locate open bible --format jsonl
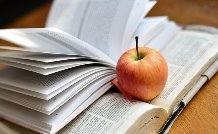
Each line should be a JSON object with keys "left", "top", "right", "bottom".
{"left": 54, "top": 18, "right": 218, "bottom": 134}
{"left": 0, "top": 0, "right": 217, "bottom": 134}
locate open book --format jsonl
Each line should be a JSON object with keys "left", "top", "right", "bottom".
{"left": 51, "top": 17, "right": 218, "bottom": 134}
{"left": 0, "top": 0, "right": 217, "bottom": 134}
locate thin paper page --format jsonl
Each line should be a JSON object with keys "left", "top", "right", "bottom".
{"left": 47, "top": 0, "right": 153, "bottom": 62}
{"left": 58, "top": 93, "right": 166, "bottom": 134}
{"left": 0, "top": 70, "right": 115, "bottom": 114}
{"left": 121, "top": 0, "right": 156, "bottom": 51}
{"left": 0, "top": 46, "right": 115, "bottom": 67}
{"left": 128, "top": 16, "right": 169, "bottom": 49}
{"left": 0, "top": 28, "right": 71, "bottom": 53}
{"left": 0, "top": 57, "right": 98, "bottom": 69}
{"left": 58, "top": 93, "right": 147, "bottom": 134}
{"left": 0, "top": 82, "right": 115, "bottom": 133}
{"left": 151, "top": 31, "right": 218, "bottom": 113}
{"left": 47, "top": 0, "right": 134, "bottom": 61}
{"left": 184, "top": 25, "right": 218, "bottom": 34}
{"left": 0, "top": 59, "right": 100, "bottom": 75}
{"left": 0, "top": 65, "right": 110, "bottom": 97}
{"left": 147, "top": 22, "right": 181, "bottom": 51}
{"left": 48, "top": 75, "right": 116, "bottom": 127}
{"left": 162, "top": 61, "right": 218, "bottom": 134}
{"left": 182, "top": 60, "right": 218, "bottom": 105}
{"left": 0, "top": 46, "right": 84, "bottom": 62}
{"left": 0, "top": 28, "right": 114, "bottom": 64}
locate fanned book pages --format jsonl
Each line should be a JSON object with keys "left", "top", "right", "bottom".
{"left": 0, "top": 0, "right": 218, "bottom": 134}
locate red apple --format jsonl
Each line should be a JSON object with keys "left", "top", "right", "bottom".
{"left": 116, "top": 38, "right": 168, "bottom": 101}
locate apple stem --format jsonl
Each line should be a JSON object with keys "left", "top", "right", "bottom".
{"left": 135, "top": 36, "right": 139, "bottom": 60}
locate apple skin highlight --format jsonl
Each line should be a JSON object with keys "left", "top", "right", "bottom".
{"left": 116, "top": 47, "right": 168, "bottom": 101}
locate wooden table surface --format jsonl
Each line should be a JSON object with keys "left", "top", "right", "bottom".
{"left": 1, "top": 1, "right": 218, "bottom": 134}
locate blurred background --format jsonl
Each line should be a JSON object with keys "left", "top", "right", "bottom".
{"left": 148, "top": 0, "right": 218, "bottom": 27}
{"left": 0, "top": 0, "right": 51, "bottom": 28}
{"left": 0, "top": 0, "right": 218, "bottom": 28}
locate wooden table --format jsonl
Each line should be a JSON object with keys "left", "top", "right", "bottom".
{"left": 1, "top": 1, "right": 218, "bottom": 134}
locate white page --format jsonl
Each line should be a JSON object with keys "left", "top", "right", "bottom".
{"left": 57, "top": 92, "right": 166, "bottom": 134}
{"left": 162, "top": 60, "right": 218, "bottom": 134}
{"left": 0, "top": 99, "right": 52, "bottom": 133}
{"left": 182, "top": 59, "right": 218, "bottom": 105}
{"left": 0, "top": 59, "right": 100, "bottom": 75}
{"left": 0, "top": 65, "right": 112, "bottom": 99}
{"left": 147, "top": 22, "right": 181, "bottom": 51}
{"left": 0, "top": 29, "right": 70, "bottom": 53}
{"left": 51, "top": 83, "right": 114, "bottom": 134}
{"left": 0, "top": 70, "right": 115, "bottom": 114}
{"left": 0, "top": 46, "right": 115, "bottom": 70}
{"left": 121, "top": 1, "right": 157, "bottom": 51}
{"left": 0, "top": 28, "right": 115, "bottom": 64}
{"left": 128, "top": 16, "right": 169, "bottom": 49}
{"left": 47, "top": 0, "right": 154, "bottom": 62}
{"left": 0, "top": 57, "right": 98, "bottom": 69}
{"left": 0, "top": 46, "right": 84, "bottom": 62}
{"left": 184, "top": 25, "right": 218, "bottom": 34}
{"left": 50, "top": 78, "right": 114, "bottom": 130}
{"left": 151, "top": 31, "right": 218, "bottom": 113}
{"left": 0, "top": 80, "right": 114, "bottom": 134}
